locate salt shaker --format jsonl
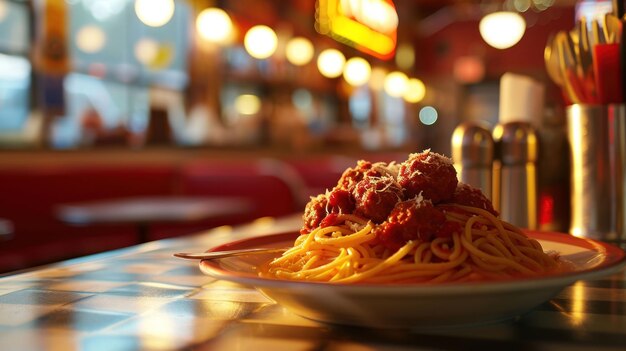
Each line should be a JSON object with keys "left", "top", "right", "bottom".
{"left": 451, "top": 122, "right": 494, "bottom": 199}
{"left": 493, "top": 121, "right": 539, "bottom": 229}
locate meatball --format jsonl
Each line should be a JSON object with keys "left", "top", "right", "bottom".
{"left": 301, "top": 194, "right": 327, "bottom": 234}
{"left": 449, "top": 182, "right": 498, "bottom": 216}
{"left": 336, "top": 160, "right": 372, "bottom": 192}
{"left": 300, "top": 188, "right": 356, "bottom": 234}
{"left": 327, "top": 188, "right": 355, "bottom": 214}
{"left": 353, "top": 175, "right": 403, "bottom": 223}
{"left": 336, "top": 160, "right": 394, "bottom": 192}
{"left": 397, "top": 150, "right": 457, "bottom": 203}
{"left": 374, "top": 199, "right": 447, "bottom": 250}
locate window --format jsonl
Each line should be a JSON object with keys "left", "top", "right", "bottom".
{"left": 0, "top": 1, "right": 31, "bottom": 134}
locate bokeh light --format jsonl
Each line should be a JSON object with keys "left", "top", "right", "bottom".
{"left": 369, "top": 67, "right": 387, "bottom": 91}
{"left": 244, "top": 25, "right": 278, "bottom": 59}
{"left": 404, "top": 78, "right": 426, "bottom": 103}
{"left": 395, "top": 43, "right": 415, "bottom": 70}
{"left": 0, "top": 1, "right": 8, "bottom": 22}
{"left": 76, "top": 25, "right": 106, "bottom": 54}
{"left": 81, "top": 0, "right": 126, "bottom": 22}
{"left": 383, "top": 71, "right": 409, "bottom": 97}
{"left": 453, "top": 56, "right": 485, "bottom": 83}
{"left": 419, "top": 106, "right": 438, "bottom": 125}
{"left": 135, "top": 0, "right": 175, "bottom": 27}
{"left": 285, "top": 37, "right": 314, "bottom": 66}
{"left": 134, "top": 38, "right": 159, "bottom": 65}
{"left": 292, "top": 89, "right": 313, "bottom": 111}
{"left": 317, "top": 49, "right": 345, "bottom": 78}
{"left": 479, "top": 12, "right": 526, "bottom": 49}
{"left": 343, "top": 57, "right": 371, "bottom": 86}
{"left": 234, "top": 94, "right": 262, "bottom": 115}
{"left": 133, "top": 40, "right": 173, "bottom": 70}
{"left": 513, "top": 0, "right": 531, "bottom": 12}
{"left": 196, "top": 8, "right": 233, "bottom": 44}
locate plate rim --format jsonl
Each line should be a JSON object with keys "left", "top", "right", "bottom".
{"left": 198, "top": 230, "right": 626, "bottom": 295}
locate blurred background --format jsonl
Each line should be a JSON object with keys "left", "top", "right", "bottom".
{"left": 0, "top": 0, "right": 608, "bottom": 273}
{"left": 0, "top": 0, "right": 585, "bottom": 153}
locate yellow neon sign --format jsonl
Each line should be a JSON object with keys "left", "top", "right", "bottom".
{"left": 317, "top": 0, "right": 398, "bottom": 60}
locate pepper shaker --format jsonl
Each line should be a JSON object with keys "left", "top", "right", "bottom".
{"left": 451, "top": 122, "right": 494, "bottom": 199}
{"left": 493, "top": 121, "right": 539, "bottom": 229}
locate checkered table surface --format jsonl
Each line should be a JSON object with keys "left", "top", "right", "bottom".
{"left": 1, "top": 215, "right": 625, "bottom": 351}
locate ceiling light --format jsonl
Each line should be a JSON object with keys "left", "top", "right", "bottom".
{"left": 404, "top": 78, "right": 426, "bottom": 103}
{"left": 196, "top": 8, "right": 233, "bottom": 44}
{"left": 479, "top": 11, "right": 526, "bottom": 49}
{"left": 286, "top": 37, "right": 314, "bottom": 66}
{"left": 244, "top": 25, "right": 278, "bottom": 59}
{"left": 384, "top": 71, "right": 409, "bottom": 97}
{"left": 343, "top": 57, "right": 371, "bottom": 86}
{"left": 317, "top": 49, "right": 345, "bottom": 78}
{"left": 135, "top": 0, "right": 175, "bottom": 27}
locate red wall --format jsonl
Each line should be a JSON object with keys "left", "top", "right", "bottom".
{"left": 418, "top": 6, "right": 576, "bottom": 79}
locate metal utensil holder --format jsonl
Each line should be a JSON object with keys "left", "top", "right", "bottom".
{"left": 566, "top": 104, "right": 626, "bottom": 241}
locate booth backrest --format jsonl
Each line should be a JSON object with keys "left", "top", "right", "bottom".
{"left": 179, "top": 158, "right": 307, "bottom": 221}
{"left": 284, "top": 155, "right": 357, "bottom": 198}
{"left": 0, "top": 164, "right": 178, "bottom": 272}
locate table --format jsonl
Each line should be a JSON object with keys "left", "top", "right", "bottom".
{"left": 56, "top": 196, "right": 253, "bottom": 243}
{"left": 0, "top": 214, "right": 625, "bottom": 351}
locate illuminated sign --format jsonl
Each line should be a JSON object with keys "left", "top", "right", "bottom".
{"left": 317, "top": 0, "right": 398, "bottom": 60}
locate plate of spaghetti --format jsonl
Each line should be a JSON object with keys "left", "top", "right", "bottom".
{"left": 198, "top": 150, "right": 626, "bottom": 329}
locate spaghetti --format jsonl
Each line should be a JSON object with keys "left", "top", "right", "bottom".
{"left": 263, "top": 206, "right": 561, "bottom": 283}
{"left": 262, "top": 151, "right": 562, "bottom": 284}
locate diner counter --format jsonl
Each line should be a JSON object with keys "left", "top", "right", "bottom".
{"left": 0, "top": 214, "right": 625, "bottom": 351}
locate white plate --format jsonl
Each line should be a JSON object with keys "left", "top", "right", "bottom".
{"left": 199, "top": 231, "right": 626, "bottom": 329}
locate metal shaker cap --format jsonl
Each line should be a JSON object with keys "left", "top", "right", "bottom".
{"left": 493, "top": 121, "right": 539, "bottom": 165}
{"left": 451, "top": 122, "right": 494, "bottom": 167}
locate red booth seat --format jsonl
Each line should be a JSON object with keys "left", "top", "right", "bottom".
{"left": 150, "top": 158, "right": 308, "bottom": 240}
{"left": 284, "top": 155, "right": 357, "bottom": 198}
{"left": 179, "top": 158, "right": 307, "bottom": 217}
{"left": 0, "top": 165, "right": 178, "bottom": 273}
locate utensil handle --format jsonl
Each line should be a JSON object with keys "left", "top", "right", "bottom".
{"left": 174, "top": 248, "right": 287, "bottom": 260}
{"left": 613, "top": 0, "right": 624, "bottom": 18}
{"left": 593, "top": 43, "right": 622, "bottom": 104}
